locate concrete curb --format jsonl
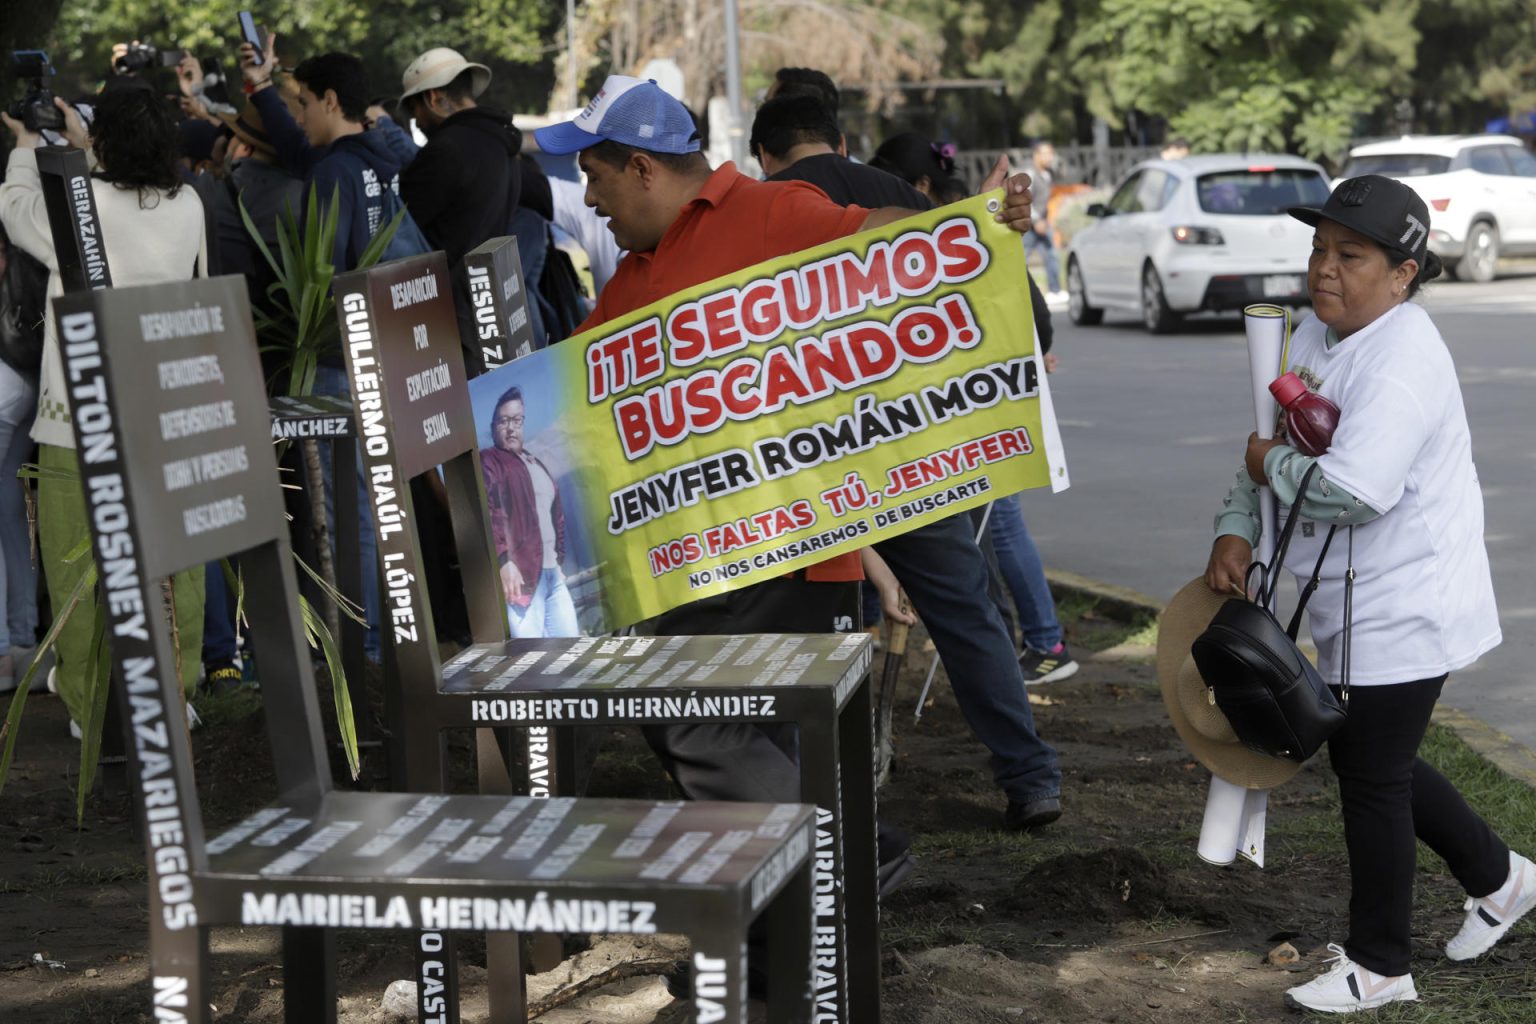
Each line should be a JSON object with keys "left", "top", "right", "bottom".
{"left": 1431, "top": 706, "right": 1536, "bottom": 791}
{"left": 1045, "top": 568, "right": 1162, "bottom": 623}
{"left": 1049, "top": 567, "right": 1536, "bottom": 790}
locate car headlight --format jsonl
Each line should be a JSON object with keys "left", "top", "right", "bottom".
{"left": 1170, "top": 225, "right": 1225, "bottom": 245}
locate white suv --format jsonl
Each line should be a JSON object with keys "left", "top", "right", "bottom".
{"left": 1341, "top": 135, "right": 1536, "bottom": 282}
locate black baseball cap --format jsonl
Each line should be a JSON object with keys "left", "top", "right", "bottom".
{"left": 1288, "top": 174, "right": 1431, "bottom": 264}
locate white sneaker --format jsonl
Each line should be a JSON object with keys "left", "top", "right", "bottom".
{"left": 1447, "top": 850, "right": 1536, "bottom": 961}
{"left": 1283, "top": 944, "right": 1417, "bottom": 1014}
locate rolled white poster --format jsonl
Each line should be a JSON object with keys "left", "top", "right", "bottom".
{"left": 1197, "top": 775, "right": 1246, "bottom": 865}
{"left": 1242, "top": 304, "right": 1291, "bottom": 584}
{"left": 1237, "top": 786, "right": 1268, "bottom": 868}
{"left": 1197, "top": 775, "right": 1270, "bottom": 866}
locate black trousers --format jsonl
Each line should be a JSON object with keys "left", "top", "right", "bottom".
{"left": 1328, "top": 675, "right": 1509, "bottom": 976}
{"left": 641, "top": 577, "right": 858, "bottom": 804}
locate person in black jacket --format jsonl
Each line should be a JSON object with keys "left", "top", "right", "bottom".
{"left": 396, "top": 48, "right": 522, "bottom": 270}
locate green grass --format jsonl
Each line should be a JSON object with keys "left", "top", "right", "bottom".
{"left": 192, "top": 685, "right": 264, "bottom": 730}
{"left": 1052, "top": 592, "right": 1159, "bottom": 653}
{"left": 1, "top": 856, "right": 146, "bottom": 895}
{"left": 1121, "top": 617, "right": 1161, "bottom": 649}
{"left": 1419, "top": 725, "right": 1536, "bottom": 858}
{"left": 1372, "top": 974, "right": 1536, "bottom": 1023}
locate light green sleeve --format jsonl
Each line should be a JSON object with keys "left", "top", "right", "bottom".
{"left": 1263, "top": 445, "right": 1381, "bottom": 527}
{"left": 1213, "top": 446, "right": 1381, "bottom": 546}
{"left": 1214, "top": 466, "right": 1263, "bottom": 546}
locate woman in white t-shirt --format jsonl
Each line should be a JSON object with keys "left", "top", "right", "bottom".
{"left": 1, "top": 84, "right": 207, "bottom": 731}
{"left": 1204, "top": 175, "right": 1525, "bottom": 1015}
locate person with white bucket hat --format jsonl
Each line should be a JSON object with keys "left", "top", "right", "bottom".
{"left": 397, "top": 47, "right": 521, "bottom": 272}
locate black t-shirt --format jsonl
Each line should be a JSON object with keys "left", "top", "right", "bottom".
{"left": 766, "top": 152, "right": 1052, "bottom": 353}
{"left": 767, "top": 152, "right": 932, "bottom": 211}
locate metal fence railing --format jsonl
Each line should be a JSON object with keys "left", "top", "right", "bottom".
{"left": 955, "top": 143, "right": 1160, "bottom": 191}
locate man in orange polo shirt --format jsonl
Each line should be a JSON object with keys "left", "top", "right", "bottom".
{"left": 534, "top": 78, "right": 1057, "bottom": 854}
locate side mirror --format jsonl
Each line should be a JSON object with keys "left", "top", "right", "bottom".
{"left": 1086, "top": 203, "right": 1109, "bottom": 217}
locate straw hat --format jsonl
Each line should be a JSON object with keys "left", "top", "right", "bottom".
{"left": 1158, "top": 577, "right": 1302, "bottom": 790}
{"left": 400, "top": 48, "right": 490, "bottom": 103}
{"left": 218, "top": 82, "right": 301, "bottom": 160}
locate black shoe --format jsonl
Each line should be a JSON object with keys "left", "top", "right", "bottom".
{"left": 1003, "top": 796, "right": 1062, "bottom": 831}
{"left": 1019, "top": 643, "right": 1079, "bottom": 685}
{"left": 202, "top": 661, "right": 245, "bottom": 695}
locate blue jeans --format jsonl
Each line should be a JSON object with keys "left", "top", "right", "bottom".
{"left": 874, "top": 513, "right": 1060, "bottom": 802}
{"left": 508, "top": 567, "right": 579, "bottom": 639}
{"left": 312, "top": 364, "right": 381, "bottom": 661}
{"left": 860, "top": 580, "right": 882, "bottom": 628}
{"left": 1023, "top": 228, "right": 1061, "bottom": 293}
{"left": 0, "top": 362, "right": 36, "bottom": 655}
{"left": 202, "top": 560, "right": 239, "bottom": 666}
{"left": 987, "top": 494, "right": 1063, "bottom": 652}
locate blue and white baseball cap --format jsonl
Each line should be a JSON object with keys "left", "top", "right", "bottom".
{"left": 534, "top": 75, "right": 700, "bottom": 155}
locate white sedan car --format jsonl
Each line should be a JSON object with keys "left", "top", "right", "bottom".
{"left": 1068, "top": 155, "right": 1330, "bottom": 333}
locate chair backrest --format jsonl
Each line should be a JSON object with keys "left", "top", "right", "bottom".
{"left": 53, "top": 276, "right": 337, "bottom": 878}
{"left": 332, "top": 253, "right": 507, "bottom": 737}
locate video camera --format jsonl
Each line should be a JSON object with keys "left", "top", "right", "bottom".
{"left": 8, "top": 51, "right": 63, "bottom": 133}
{"left": 113, "top": 40, "right": 187, "bottom": 75}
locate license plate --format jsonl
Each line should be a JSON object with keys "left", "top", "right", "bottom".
{"left": 1263, "top": 274, "right": 1302, "bottom": 298}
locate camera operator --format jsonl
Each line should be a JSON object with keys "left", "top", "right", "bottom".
{"left": 0, "top": 83, "right": 209, "bottom": 735}
{"left": 176, "top": 53, "right": 234, "bottom": 126}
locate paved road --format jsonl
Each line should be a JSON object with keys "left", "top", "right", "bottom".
{"left": 1032, "top": 270, "right": 1536, "bottom": 747}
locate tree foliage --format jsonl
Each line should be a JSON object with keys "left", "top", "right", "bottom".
{"left": 27, "top": 0, "right": 1536, "bottom": 162}
{"left": 910, "top": 0, "right": 1534, "bottom": 160}
{"left": 41, "top": 0, "right": 559, "bottom": 115}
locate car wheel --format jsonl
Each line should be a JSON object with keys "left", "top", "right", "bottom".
{"left": 1067, "top": 258, "right": 1102, "bottom": 326}
{"left": 1140, "top": 264, "right": 1181, "bottom": 334}
{"left": 1459, "top": 222, "right": 1499, "bottom": 283}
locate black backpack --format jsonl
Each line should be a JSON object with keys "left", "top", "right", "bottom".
{"left": 0, "top": 228, "right": 47, "bottom": 374}
{"left": 537, "top": 240, "right": 590, "bottom": 344}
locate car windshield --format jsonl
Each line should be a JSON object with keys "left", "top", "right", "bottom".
{"left": 1341, "top": 153, "right": 1453, "bottom": 177}
{"left": 1195, "top": 169, "right": 1329, "bottom": 215}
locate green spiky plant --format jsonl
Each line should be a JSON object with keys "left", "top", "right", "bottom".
{"left": 243, "top": 182, "right": 406, "bottom": 648}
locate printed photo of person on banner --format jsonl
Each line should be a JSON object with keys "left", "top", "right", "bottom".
{"left": 473, "top": 371, "right": 598, "bottom": 637}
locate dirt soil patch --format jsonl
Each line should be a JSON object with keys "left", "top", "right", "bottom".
{"left": 3, "top": 627, "right": 1535, "bottom": 1022}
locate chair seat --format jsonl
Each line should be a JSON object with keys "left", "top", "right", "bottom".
{"left": 197, "top": 792, "right": 814, "bottom": 933}
{"left": 439, "top": 634, "right": 871, "bottom": 704}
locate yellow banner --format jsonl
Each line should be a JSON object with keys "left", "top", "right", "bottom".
{"left": 468, "top": 192, "right": 1068, "bottom": 634}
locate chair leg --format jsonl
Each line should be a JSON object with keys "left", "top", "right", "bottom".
{"left": 148, "top": 925, "right": 211, "bottom": 1023}
{"left": 693, "top": 926, "right": 749, "bottom": 1024}
{"left": 765, "top": 860, "right": 815, "bottom": 1024}
{"left": 416, "top": 931, "right": 460, "bottom": 1024}
{"left": 485, "top": 933, "right": 529, "bottom": 1024}
{"left": 283, "top": 926, "right": 336, "bottom": 1024}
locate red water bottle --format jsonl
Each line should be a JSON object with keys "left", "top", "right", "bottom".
{"left": 1269, "top": 372, "right": 1340, "bottom": 457}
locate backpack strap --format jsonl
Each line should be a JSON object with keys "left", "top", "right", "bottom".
{"left": 1340, "top": 526, "right": 1354, "bottom": 706}
{"left": 1285, "top": 521, "right": 1338, "bottom": 640}
{"left": 1256, "top": 461, "right": 1319, "bottom": 607}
